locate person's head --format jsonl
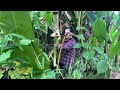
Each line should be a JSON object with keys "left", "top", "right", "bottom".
{"left": 65, "top": 29, "right": 72, "bottom": 40}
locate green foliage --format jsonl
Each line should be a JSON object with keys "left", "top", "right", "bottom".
{"left": 40, "top": 11, "right": 54, "bottom": 26}
{"left": 76, "top": 26, "right": 80, "bottom": 31}
{"left": 76, "top": 34, "right": 84, "bottom": 40}
{"left": 0, "top": 69, "right": 4, "bottom": 79}
{"left": 97, "top": 60, "right": 108, "bottom": 75}
{"left": 82, "top": 42, "right": 89, "bottom": 49}
{"left": 0, "top": 11, "right": 120, "bottom": 79}
{"left": 9, "top": 33, "right": 27, "bottom": 39}
{"left": 109, "top": 27, "right": 119, "bottom": 43}
{"left": 8, "top": 69, "right": 31, "bottom": 79}
{"left": 94, "top": 47, "right": 104, "bottom": 55}
{"left": 82, "top": 50, "right": 95, "bottom": 60}
{"left": 0, "top": 11, "right": 50, "bottom": 74}
{"left": 20, "top": 39, "right": 32, "bottom": 45}
{"left": 30, "top": 11, "right": 54, "bottom": 35}
{"left": 86, "top": 11, "right": 97, "bottom": 23}
{"left": 41, "top": 70, "right": 56, "bottom": 79}
{"left": 93, "top": 18, "right": 107, "bottom": 44}
{"left": 0, "top": 35, "right": 11, "bottom": 48}
{"left": 73, "top": 43, "right": 81, "bottom": 48}
{"left": 76, "top": 26, "right": 86, "bottom": 31}
{"left": 0, "top": 49, "right": 13, "bottom": 63}
{"left": 72, "top": 69, "right": 83, "bottom": 79}
{"left": 116, "top": 17, "right": 120, "bottom": 28}
{"left": 109, "top": 42, "right": 120, "bottom": 59}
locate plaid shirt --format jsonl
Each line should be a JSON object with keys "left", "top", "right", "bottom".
{"left": 60, "top": 37, "right": 76, "bottom": 66}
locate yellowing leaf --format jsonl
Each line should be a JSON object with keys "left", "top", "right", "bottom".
{"left": 13, "top": 61, "right": 20, "bottom": 66}
{"left": 8, "top": 70, "right": 20, "bottom": 79}
{"left": 17, "top": 67, "right": 31, "bottom": 75}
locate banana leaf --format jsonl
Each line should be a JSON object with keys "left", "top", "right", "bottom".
{"left": 0, "top": 11, "right": 50, "bottom": 72}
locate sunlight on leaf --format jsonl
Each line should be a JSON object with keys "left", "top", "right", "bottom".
{"left": 0, "top": 69, "right": 4, "bottom": 79}
{"left": 20, "top": 39, "right": 31, "bottom": 45}
{"left": 0, "top": 49, "right": 13, "bottom": 63}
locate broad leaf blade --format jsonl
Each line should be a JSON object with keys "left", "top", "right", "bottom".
{"left": 97, "top": 60, "right": 108, "bottom": 75}
{"left": 9, "top": 33, "right": 27, "bottom": 39}
{"left": 0, "top": 11, "right": 50, "bottom": 72}
{"left": 0, "top": 49, "right": 13, "bottom": 63}
{"left": 93, "top": 18, "right": 106, "bottom": 44}
{"left": 109, "top": 42, "right": 120, "bottom": 59}
{"left": 82, "top": 51, "right": 95, "bottom": 60}
{"left": 82, "top": 42, "right": 89, "bottom": 49}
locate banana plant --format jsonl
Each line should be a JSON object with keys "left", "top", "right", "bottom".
{"left": 0, "top": 11, "right": 50, "bottom": 74}
{"left": 50, "top": 11, "right": 61, "bottom": 67}
{"left": 89, "top": 11, "right": 120, "bottom": 76}
{"left": 108, "top": 12, "right": 120, "bottom": 67}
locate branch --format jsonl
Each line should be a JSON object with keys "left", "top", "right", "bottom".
{"left": 64, "top": 11, "right": 72, "bottom": 21}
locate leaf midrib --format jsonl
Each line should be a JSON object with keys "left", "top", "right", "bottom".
{"left": 12, "top": 11, "right": 17, "bottom": 30}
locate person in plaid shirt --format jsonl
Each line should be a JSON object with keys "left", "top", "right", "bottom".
{"left": 55, "top": 29, "right": 76, "bottom": 70}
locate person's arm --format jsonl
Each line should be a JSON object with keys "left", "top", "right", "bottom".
{"left": 62, "top": 39, "right": 76, "bottom": 49}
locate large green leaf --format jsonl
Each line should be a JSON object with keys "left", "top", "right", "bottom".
{"left": 82, "top": 42, "right": 89, "bottom": 49}
{"left": 116, "top": 17, "right": 120, "bottom": 28}
{"left": 94, "top": 47, "right": 104, "bottom": 55}
{"left": 0, "top": 11, "right": 50, "bottom": 71}
{"left": 9, "top": 33, "right": 27, "bottom": 39}
{"left": 32, "top": 44, "right": 49, "bottom": 70}
{"left": 82, "top": 50, "right": 95, "bottom": 60}
{"left": 93, "top": 18, "right": 106, "bottom": 44}
{"left": 109, "top": 42, "right": 120, "bottom": 59}
{"left": 109, "top": 27, "right": 119, "bottom": 43}
{"left": 97, "top": 60, "right": 108, "bottom": 75}
{"left": 0, "top": 11, "right": 35, "bottom": 39}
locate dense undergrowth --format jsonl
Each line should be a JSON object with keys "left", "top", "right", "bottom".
{"left": 0, "top": 11, "right": 120, "bottom": 79}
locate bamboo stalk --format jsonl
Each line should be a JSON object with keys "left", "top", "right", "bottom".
{"left": 80, "top": 12, "right": 83, "bottom": 42}
{"left": 52, "top": 12, "right": 60, "bottom": 67}
{"left": 57, "top": 34, "right": 67, "bottom": 68}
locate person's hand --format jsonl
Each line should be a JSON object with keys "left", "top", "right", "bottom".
{"left": 55, "top": 43, "right": 61, "bottom": 48}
